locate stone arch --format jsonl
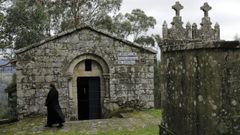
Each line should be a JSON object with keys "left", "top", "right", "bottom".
{"left": 66, "top": 53, "right": 110, "bottom": 120}
{"left": 67, "top": 53, "right": 110, "bottom": 75}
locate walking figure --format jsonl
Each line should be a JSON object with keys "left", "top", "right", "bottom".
{"left": 45, "top": 84, "right": 65, "bottom": 128}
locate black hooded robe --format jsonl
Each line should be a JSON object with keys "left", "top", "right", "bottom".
{"left": 45, "top": 88, "right": 65, "bottom": 125}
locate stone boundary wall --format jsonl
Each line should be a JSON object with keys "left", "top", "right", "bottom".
{"left": 160, "top": 41, "right": 240, "bottom": 135}
{"left": 159, "top": 2, "right": 240, "bottom": 135}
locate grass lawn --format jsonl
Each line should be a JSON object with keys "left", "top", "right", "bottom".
{"left": 0, "top": 109, "right": 161, "bottom": 135}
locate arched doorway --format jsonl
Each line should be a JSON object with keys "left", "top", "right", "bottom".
{"left": 67, "top": 54, "right": 110, "bottom": 120}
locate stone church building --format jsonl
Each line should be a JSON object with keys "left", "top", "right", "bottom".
{"left": 16, "top": 25, "right": 156, "bottom": 120}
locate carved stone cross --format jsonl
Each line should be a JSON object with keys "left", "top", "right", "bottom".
{"left": 201, "top": 2, "right": 212, "bottom": 17}
{"left": 172, "top": 1, "right": 183, "bottom": 16}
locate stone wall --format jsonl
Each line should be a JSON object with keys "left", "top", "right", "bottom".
{"left": 159, "top": 2, "right": 239, "bottom": 135}
{"left": 16, "top": 27, "right": 155, "bottom": 119}
{"left": 160, "top": 41, "right": 240, "bottom": 135}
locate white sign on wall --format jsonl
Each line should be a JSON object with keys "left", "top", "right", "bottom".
{"left": 117, "top": 52, "right": 138, "bottom": 65}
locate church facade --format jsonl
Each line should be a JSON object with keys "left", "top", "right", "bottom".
{"left": 16, "top": 25, "right": 156, "bottom": 120}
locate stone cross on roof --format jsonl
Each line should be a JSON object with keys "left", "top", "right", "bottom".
{"left": 201, "top": 2, "right": 212, "bottom": 17}
{"left": 172, "top": 1, "right": 183, "bottom": 16}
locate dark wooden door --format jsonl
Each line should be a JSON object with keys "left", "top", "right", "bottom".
{"left": 77, "top": 77, "right": 101, "bottom": 120}
{"left": 77, "top": 77, "right": 89, "bottom": 120}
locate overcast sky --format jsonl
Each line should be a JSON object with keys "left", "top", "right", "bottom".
{"left": 120, "top": 0, "right": 240, "bottom": 40}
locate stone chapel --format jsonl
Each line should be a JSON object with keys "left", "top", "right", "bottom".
{"left": 16, "top": 25, "right": 156, "bottom": 120}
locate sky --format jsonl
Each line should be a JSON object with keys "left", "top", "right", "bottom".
{"left": 120, "top": 0, "right": 240, "bottom": 40}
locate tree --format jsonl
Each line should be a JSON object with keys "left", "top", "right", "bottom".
{"left": 0, "top": 0, "right": 8, "bottom": 48}
{"left": 97, "top": 9, "right": 158, "bottom": 46}
{"left": 0, "top": 0, "right": 15, "bottom": 62}
{"left": 125, "top": 9, "right": 156, "bottom": 40}
{"left": 3, "top": 0, "right": 49, "bottom": 49}
{"left": 96, "top": 13, "right": 132, "bottom": 39}
{"left": 134, "top": 35, "right": 155, "bottom": 46}
{"left": 234, "top": 34, "right": 240, "bottom": 41}
{"left": 52, "top": 0, "right": 122, "bottom": 32}
{"left": 0, "top": 11, "right": 4, "bottom": 48}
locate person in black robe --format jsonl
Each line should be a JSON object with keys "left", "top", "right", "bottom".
{"left": 45, "top": 84, "right": 65, "bottom": 128}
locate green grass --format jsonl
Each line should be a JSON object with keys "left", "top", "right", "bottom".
{"left": 97, "top": 126, "right": 158, "bottom": 135}
{"left": 0, "top": 109, "right": 161, "bottom": 135}
{"left": 24, "top": 127, "right": 158, "bottom": 135}
{"left": 142, "top": 109, "right": 161, "bottom": 118}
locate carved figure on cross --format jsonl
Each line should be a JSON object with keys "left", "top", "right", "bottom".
{"left": 201, "top": 2, "right": 212, "bottom": 17}
{"left": 172, "top": 1, "right": 183, "bottom": 16}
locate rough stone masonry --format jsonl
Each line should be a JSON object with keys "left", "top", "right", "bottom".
{"left": 16, "top": 26, "right": 156, "bottom": 120}
{"left": 159, "top": 2, "right": 240, "bottom": 135}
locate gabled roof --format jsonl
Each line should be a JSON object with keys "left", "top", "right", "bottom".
{"left": 16, "top": 25, "right": 157, "bottom": 54}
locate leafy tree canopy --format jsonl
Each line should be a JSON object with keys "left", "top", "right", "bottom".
{"left": 98, "top": 9, "right": 159, "bottom": 46}
{"left": 125, "top": 9, "right": 156, "bottom": 40}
